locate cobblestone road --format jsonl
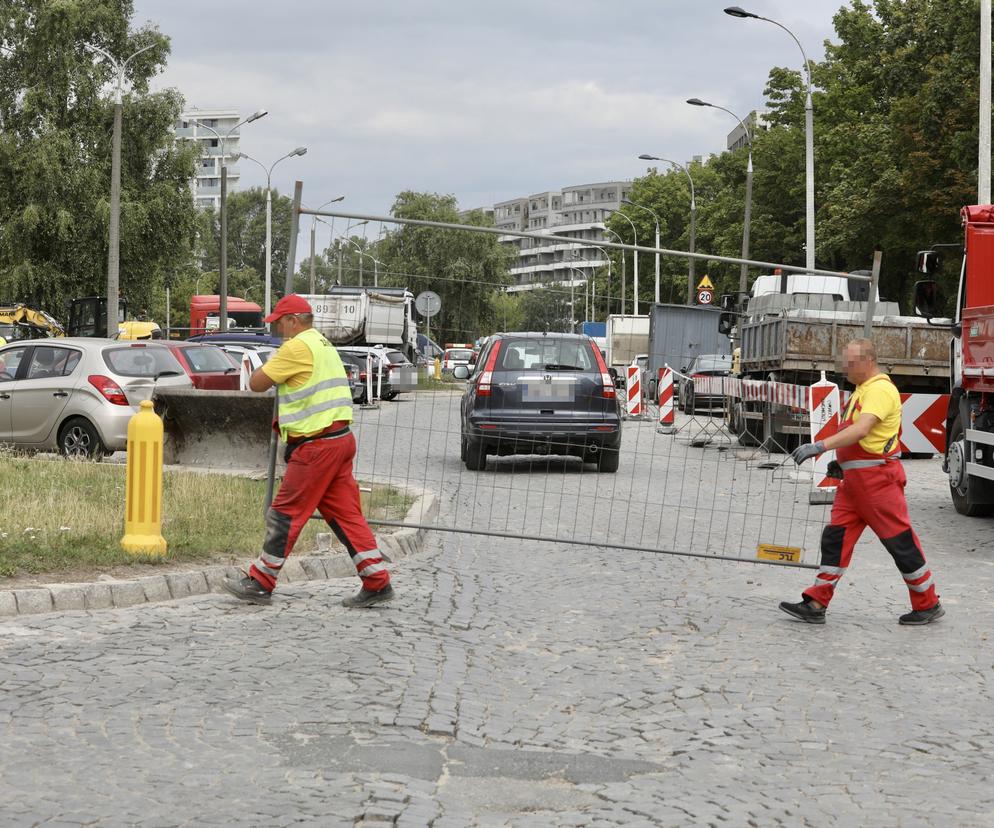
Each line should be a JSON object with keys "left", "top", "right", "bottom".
{"left": 2, "top": 393, "right": 993, "bottom": 826}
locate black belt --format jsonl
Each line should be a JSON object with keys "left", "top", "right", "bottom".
{"left": 284, "top": 425, "right": 350, "bottom": 462}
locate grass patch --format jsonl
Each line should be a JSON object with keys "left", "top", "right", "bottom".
{"left": 0, "top": 453, "right": 415, "bottom": 579}
{"left": 417, "top": 373, "right": 465, "bottom": 391}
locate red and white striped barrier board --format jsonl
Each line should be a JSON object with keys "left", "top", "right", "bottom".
{"left": 809, "top": 375, "right": 842, "bottom": 490}
{"left": 657, "top": 367, "right": 674, "bottom": 432}
{"left": 625, "top": 366, "right": 642, "bottom": 417}
{"left": 898, "top": 394, "right": 948, "bottom": 454}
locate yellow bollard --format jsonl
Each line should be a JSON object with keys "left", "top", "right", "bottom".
{"left": 433, "top": 356, "right": 441, "bottom": 380}
{"left": 121, "top": 399, "right": 167, "bottom": 556}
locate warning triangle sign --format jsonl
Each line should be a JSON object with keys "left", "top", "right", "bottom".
{"left": 696, "top": 275, "right": 715, "bottom": 291}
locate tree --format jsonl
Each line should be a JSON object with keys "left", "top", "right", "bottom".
{"left": 377, "top": 192, "right": 514, "bottom": 343}
{"left": 0, "top": 0, "right": 200, "bottom": 317}
{"left": 517, "top": 286, "right": 572, "bottom": 332}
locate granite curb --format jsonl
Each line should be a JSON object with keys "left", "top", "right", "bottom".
{"left": 0, "top": 489, "right": 437, "bottom": 619}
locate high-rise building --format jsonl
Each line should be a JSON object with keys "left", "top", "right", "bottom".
{"left": 495, "top": 181, "right": 632, "bottom": 293}
{"left": 727, "top": 110, "right": 769, "bottom": 152}
{"left": 174, "top": 108, "right": 243, "bottom": 211}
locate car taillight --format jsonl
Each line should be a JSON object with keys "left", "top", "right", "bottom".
{"left": 88, "top": 374, "right": 129, "bottom": 406}
{"left": 477, "top": 342, "right": 502, "bottom": 396}
{"left": 591, "top": 346, "right": 616, "bottom": 399}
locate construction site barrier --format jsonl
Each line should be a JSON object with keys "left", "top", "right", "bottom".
{"left": 656, "top": 367, "right": 674, "bottom": 433}
{"left": 625, "top": 365, "right": 642, "bottom": 418}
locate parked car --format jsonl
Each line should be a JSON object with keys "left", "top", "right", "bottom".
{"left": 0, "top": 339, "right": 192, "bottom": 458}
{"left": 442, "top": 347, "right": 475, "bottom": 374}
{"left": 678, "top": 353, "right": 733, "bottom": 414}
{"left": 336, "top": 352, "right": 366, "bottom": 403}
{"left": 160, "top": 341, "right": 240, "bottom": 390}
{"left": 453, "top": 332, "right": 622, "bottom": 472}
{"left": 338, "top": 346, "right": 417, "bottom": 401}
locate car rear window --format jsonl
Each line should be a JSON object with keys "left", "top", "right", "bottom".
{"left": 498, "top": 338, "right": 596, "bottom": 372}
{"left": 182, "top": 346, "right": 236, "bottom": 372}
{"left": 385, "top": 351, "right": 408, "bottom": 364}
{"left": 445, "top": 349, "right": 473, "bottom": 361}
{"left": 103, "top": 346, "right": 184, "bottom": 377}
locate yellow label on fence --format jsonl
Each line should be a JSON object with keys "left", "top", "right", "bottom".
{"left": 756, "top": 544, "right": 803, "bottom": 563}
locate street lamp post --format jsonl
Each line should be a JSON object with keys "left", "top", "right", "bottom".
{"left": 190, "top": 109, "right": 268, "bottom": 330}
{"left": 85, "top": 42, "right": 155, "bottom": 336}
{"left": 612, "top": 211, "right": 639, "bottom": 314}
{"left": 638, "top": 155, "right": 696, "bottom": 304}
{"left": 230, "top": 147, "right": 307, "bottom": 316}
{"left": 725, "top": 6, "right": 814, "bottom": 272}
{"left": 573, "top": 246, "right": 611, "bottom": 322}
{"left": 604, "top": 228, "right": 626, "bottom": 316}
{"left": 687, "top": 98, "right": 754, "bottom": 295}
{"left": 623, "top": 200, "right": 662, "bottom": 304}
{"left": 338, "top": 219, "right": 368, "bottom": 285}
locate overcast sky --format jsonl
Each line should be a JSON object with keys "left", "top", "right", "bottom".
{"left": 133, "top": 0, "right": 848, "bottom": 257}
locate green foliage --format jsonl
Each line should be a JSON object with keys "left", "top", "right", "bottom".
{"left": 376, "top": 192, "right": 513, "bottom": 342}
{"left": 0, "top": 1, "right": 200, "bottom": 319}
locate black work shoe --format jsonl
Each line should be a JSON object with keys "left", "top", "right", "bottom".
{"left": 779, "top": 598, "right": 826, "bottom": 625}
{"left": 342, "top": 583, "right": 395, "bottom": 608}
{"left": 899, "top": 602, "right": 945, "bottom": 626}
{"left": 221, "top": 575, "right": 272, "bottom": 605}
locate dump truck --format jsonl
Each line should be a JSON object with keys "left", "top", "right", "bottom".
{"left": 301, "top": 287, "right": 418, "bottom": 363}
{"left": 645, "top": 304, "right": 730, "bottom": 400}
{"left": 912, "top": 204, "right": 994, "bottom": 516}
{"left": 605, "top": 314, "right": 650, "bottom": 387}
{"left": 718, "top": 271, "right": 949, "bottom": 449}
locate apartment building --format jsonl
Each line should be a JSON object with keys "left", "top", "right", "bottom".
{"left": 727, "top": 110, "right": 769, "bottom": 152}
{"left": 174, "top": 108, "right": 244, "bottom": 211}
{"left": 495, "top": 181, "right": 632, "bottom": 293}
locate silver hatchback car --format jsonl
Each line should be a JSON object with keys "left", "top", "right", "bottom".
{"left": 0, "top": 338, "right": 192, "bottom": 458}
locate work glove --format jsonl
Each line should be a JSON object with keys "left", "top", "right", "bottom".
{"left": 790, "top": 441, "right": 825, "bottom": 465}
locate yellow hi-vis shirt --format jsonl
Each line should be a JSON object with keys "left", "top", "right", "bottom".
{"left": 843, "top": 373, "right": 902, "bottom": 456}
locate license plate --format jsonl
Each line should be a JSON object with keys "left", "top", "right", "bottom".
{"left": 392, "top": 366, "right": 417, "bottom": 391}
{"left": 522, "top": 379, "right": 574, "bottom": 403}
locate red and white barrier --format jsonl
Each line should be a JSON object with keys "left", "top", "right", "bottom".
{"left": 809, "top": 374, "right": 841, "bottom": 490}
{"left": 625, "top": 366, "right": 642, "bottom": 417}
{"left": 656, "top": 366, "right": 674, "bottom": 433}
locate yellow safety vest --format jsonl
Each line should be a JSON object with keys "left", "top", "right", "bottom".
{"left": 276, "top": 328, "right": 353, "bottom": 440}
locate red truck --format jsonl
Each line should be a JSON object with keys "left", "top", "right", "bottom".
{"left": 188, "top": 295, "right": 264, "bottom": 337}
{"left": 914, "top": 204, "right": 994, "bottom": 515}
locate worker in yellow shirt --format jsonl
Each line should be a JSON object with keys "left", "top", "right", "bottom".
{"left": 222, "top": 294, "right": 393, "bottom": 607}
{"left": 781, "top": 338, "right": 942, "bottom": 625}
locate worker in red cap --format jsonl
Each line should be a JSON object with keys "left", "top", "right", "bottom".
{"left": 222, "top": 294, "right": 394, "bottom": 607}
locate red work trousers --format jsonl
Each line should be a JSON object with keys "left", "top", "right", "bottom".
{"left": 803, "top": 461, "right": 938, "bottom": 610}
{"left": 249, "top": 432, "right": 390, "bottom": 593}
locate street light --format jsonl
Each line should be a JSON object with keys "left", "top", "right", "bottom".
{"left": 85, "top": 41, "right": 155, "bottom": 336}
{"left": 623, "top": 199, "right": 662, "bottom": 304}
{"left": 190, "top": 108, "right": 268, "bottom": 330}
{"left": 638, "top": 155, "right": 697, "bottom": 304}
{"left": 338, "top": 219, "right": 368, "bottom": 285}
{"left": 611, "top": 211, "right": 639, "bottom": 314}
{"left": 305, "top": 197, "right": 346, "bottom": 294}
{"left": 573, "top": 246, "right": 611, "bottom": 322}
{"left": 603, "top": 228, "right": 627, "bottom": 316}
{"left": 724, "top": 6, "right": 814, "bottom": 273}
{"left": 230, "top": 146, "right": 307, "bottom": 316}
{"left": 687, "top": 98, "right": 754, "bottom": 295}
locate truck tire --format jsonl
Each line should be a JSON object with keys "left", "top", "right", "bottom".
{"left": 464, "top": 437, "right": 487, "bottom": 471}
{"left": 947, "top": 415, "right": 994, "bottom": 517}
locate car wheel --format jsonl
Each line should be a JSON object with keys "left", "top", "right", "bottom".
{"left": 596, "top": 446, "right": 620, "bottom": 473}
{"left": 464, "top": 437, "right": 487, "bottom": 471}
{"left": 460, "top": 434, "right": 467, "bottom": 462}
{"left": 382, "top": 391, "right": 399, "bottom": 401}
{"left": 58, "top": 417, "right": 106, "bottom": 460}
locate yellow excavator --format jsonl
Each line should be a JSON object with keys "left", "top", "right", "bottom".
{"left": 0, "top": 304, "right": 66, "bottom": 342}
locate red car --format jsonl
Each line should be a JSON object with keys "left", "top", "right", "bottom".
{"left": 161, "top": 341, "right": 240, "bottom": 390}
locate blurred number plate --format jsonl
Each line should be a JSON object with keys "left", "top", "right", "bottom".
{"left": 522, "top": 377, "right": 574, "bottom": 403}
{"left": 394, "top": 366, "right": 417, "bottom": 391}
{"left": 756, "top": 543, "right": 802, "bottom": 563}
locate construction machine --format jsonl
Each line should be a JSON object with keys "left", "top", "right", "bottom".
{"left": 0, "top": 305, "right": 66, "bottom": 341}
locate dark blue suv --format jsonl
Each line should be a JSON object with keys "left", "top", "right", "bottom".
{"left": 453, "top": 332, "right": 622, "bottom": 472}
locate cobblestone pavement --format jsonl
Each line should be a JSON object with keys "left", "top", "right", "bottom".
{"left": 2, "top": 394, "right": 994, "bottom": 826}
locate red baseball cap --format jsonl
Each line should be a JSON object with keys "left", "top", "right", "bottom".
{"left": 264, "top": 294, "right": 313, "bottom": 323}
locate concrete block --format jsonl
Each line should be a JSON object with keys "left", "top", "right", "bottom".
{"left": 138, "top": 575, "right": 171, "bottom": 603}
{"left": 202, "top": 567, "right": 228, "bottom": 593}
{"left": 325, "top": 555, "right": 354, "bottom": 579}
{"left": 110, "top": 580, "right": 147, "bottom": 609}
{"left": 0, "top": 591, "right": 17, "bottom": 617}
{"left": 315, "top": 532, "right": 335, "bottom": 553}
{"left": 13, "top": 589, "right": 53, "bottom": 616}
{"left": 84, "top": 583, "right": 113, "bottom": 610}
{"left": 166, "top": 571, "right": 208, "bottom": 599}
{"left": 49, "top": 584, "right": 86, "bottom": 612}
{"left": 300, "top": 557, "right": 327, "bottom": 580}
{"left": 279, "top": 558, "right": 307, "bottom": 584}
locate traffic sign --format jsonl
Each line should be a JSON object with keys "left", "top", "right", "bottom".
{"left": 697, "top": 289, "right": 713, "bottom": 305}
{"left": 696, "top": 275, "right": 715, "bottom": 291}
{"left": 415, "top": 291, "right": 441, "bottom": 317}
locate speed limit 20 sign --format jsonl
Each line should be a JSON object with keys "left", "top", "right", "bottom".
{"left": 697, "top": 289, "right": 713, "bottom": 305}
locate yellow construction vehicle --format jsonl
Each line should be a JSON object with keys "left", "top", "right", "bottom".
{"left": 0, "top": 305, "right": 66, "bottom": 341}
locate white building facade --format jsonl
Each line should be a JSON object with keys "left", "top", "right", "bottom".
{"left": 174, "top": 109, "right": 244, "bottom": 211}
